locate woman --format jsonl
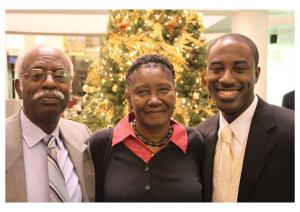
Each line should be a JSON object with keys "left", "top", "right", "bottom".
{"left": 88, "top": 54, "right": 204, "bottom": 202}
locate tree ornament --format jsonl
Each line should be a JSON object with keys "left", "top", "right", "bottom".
{"left": 112, "top": 84, "right": 118, "bottom": 92}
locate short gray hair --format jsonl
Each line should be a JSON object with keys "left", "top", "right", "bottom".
{"left": 14, "top": 44, "right": 74, "bottom": 80}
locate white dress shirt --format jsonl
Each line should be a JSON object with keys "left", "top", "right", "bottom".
{"left": 21, "top": 109, "right": 82, "bottom": 202}
{"left": 218, "top": 95, "right": 258, "bottom": 159}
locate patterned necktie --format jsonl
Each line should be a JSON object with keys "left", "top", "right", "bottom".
{"left": 43, "top": 135, "right": 69, "bottom": 202}
{"left": 220, "top": 126, "right": 233, "bottom": 195}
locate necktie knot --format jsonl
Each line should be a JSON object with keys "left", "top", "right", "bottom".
{"left": 42, "top": 135, "right": 58, "bottom": 160}
{"left": 42, "top": 134, "right": 54, "bottom": 146}
{"left": 221, "top": 126, "right": 233, "bottom": 144}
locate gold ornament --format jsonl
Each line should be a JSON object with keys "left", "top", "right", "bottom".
{"left": 112, "top": 84, "right": 118, "bottom": 92}
{"left": 193, "top": 92, "right": 200, "bottom": 100}
{"left": 82, "top": 85, "right": 89, "bottom": 93}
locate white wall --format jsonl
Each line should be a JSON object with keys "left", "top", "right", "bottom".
{"left": 6, "top": 12, "right": 109, "bottom": 35}
{"left": 267, "top": 43, "right": 295, "bottom": 106}
{"left": 232, "top": 10, "right": 268, "bottom": 100}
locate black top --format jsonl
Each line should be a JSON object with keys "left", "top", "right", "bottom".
{"left": 89, "top": 127, "right": 204, "bottom": 202}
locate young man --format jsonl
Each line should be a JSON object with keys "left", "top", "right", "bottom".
{"left": 196, "top": 33, "right": 294, "bottom": 202}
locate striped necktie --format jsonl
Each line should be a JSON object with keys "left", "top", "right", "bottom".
{"left": 220, "top": 126, "right": 233, "bottom": 195}
{"left": 43, "top": 135, "right": 82, "bottom": 202}
{"left": 43, "top": 135, "right": 69, "bottom": 202}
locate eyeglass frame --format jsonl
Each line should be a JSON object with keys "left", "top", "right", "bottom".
{"left": 22, "top": 68, "right": 72, "bottom": 83}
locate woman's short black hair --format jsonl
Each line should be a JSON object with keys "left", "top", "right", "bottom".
{"left": 125, "top": 54, "right": 175, "bottom": 86}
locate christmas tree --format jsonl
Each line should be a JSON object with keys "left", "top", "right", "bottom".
{"left": 74, "top": 10, "right": 217, "bottom": 132}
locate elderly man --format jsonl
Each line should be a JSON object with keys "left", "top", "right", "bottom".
{"left": 196, "top": 33, "right": 294, "bottom": 202}
{"left": 6, "top": 45, "right": 95, "bottom": 202}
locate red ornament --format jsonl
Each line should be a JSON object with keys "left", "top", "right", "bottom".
{"left": 167, "top": 20, "right": 178, "bottom": 37}
{"left": 117, "top": 22, "right": 128, "bottom": 32}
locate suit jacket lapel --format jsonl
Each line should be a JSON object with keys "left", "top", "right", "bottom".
{"left": 238, "top": 97, "right": 277, "bottom": 201}
{"left": 59, "top": 123, "right": 91, "bottom": 202}
{"left": 203, "top": 115, "right": 219, "bottom": 202}
{"left": 6, "top": 111, "right": 27, "bottom": 202}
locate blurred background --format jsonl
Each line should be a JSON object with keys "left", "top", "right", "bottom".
{"left": 5, "top": 9, "right": 295, "bottom": 130}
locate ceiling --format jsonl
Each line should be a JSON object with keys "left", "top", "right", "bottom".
{"left": 6, "top": 9, "right": 294, "bottom": 45}
{"left": 202, "top": 10, "right": 294, "bottom": 45}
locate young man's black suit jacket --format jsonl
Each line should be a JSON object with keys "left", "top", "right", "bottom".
{"left": 195, "top": 96, "right": 294, "bottom": 202}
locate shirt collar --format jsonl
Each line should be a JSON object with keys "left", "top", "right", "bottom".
{"left": 112, "top": 115, "right": 135, "bottom": 146}
{"left": 112, "top": 113, "right": 187, "bottom": 153}
{"left": 20, "top": 109, "right": 60, "bottom": 148}
{"left": 219, "top": 95, "right": 258, "bottom": 145}
{"left": 169, "top": 119, "right": 188, "bottom": 153}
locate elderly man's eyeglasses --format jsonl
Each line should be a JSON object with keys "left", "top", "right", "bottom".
{"left": 23, "top": 69, "right": 72, "bottom": 83}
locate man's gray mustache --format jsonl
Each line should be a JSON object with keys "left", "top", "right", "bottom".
{"left": 33, "top": 89, "right": 65, "bottom": 101}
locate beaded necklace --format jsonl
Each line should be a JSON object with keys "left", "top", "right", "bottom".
{"left": 132, "top": 120, "right": 173, "bottom": 147}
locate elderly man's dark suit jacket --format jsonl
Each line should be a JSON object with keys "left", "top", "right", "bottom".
{"left": 195, "top": 97, "right": 294, "bottom": 202}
